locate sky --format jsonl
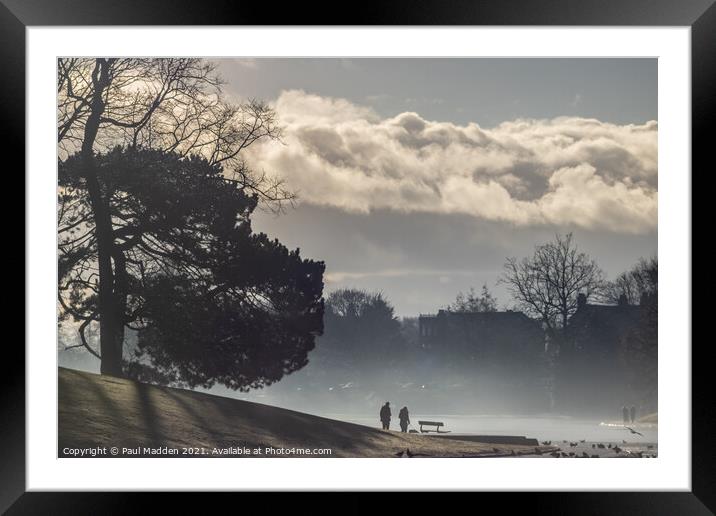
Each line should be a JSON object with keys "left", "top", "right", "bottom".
{"left": 217, "top": 58, "right": 658, "bottom": 317}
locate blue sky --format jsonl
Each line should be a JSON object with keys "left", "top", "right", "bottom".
{"left": 219, "top": 58, "right": 656, "bottom": 127}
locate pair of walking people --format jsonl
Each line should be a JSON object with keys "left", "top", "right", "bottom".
{"left": 380, "top": 402, "right": 411, "bottom": 432}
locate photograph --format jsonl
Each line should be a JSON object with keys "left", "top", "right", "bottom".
{"left": 56, "top": 56, "right": 659, "bottom": 460}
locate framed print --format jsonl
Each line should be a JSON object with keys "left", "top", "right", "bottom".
{"left": 5, "top": 0, "right": 712, "bottom": 512}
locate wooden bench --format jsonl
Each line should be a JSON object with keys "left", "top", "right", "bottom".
{"left": 418, "top": 420, "right": 449, "bottom": 433}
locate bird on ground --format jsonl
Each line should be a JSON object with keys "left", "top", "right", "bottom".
{"left": 625, "top": 426, "right": 644, "bottom": 436}
{"left": 613, "top": 446, "right": 622, "bottom": 453}
{"left": 597, "top": 443, "right": 606, "bottom": 449}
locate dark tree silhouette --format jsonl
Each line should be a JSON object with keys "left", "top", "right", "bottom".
{"left": 59, "top": 147, "right": 324, "bottom": 389}
{"left": 322, "top": 289, "right": 402, "bottom": 360}
{"left": 617, "top": 258, "right": 658, "bottom": 404}
{"left": 499, "top": 233, "right": 605, "bottom": 335}
{"left": 603, "top": 256, "right": 658, "bottom": 305}
{"left": 447, "top": 284, "right": 498, "bottom": 313}
{"left": 57, "top": 58, "right": 294, "bottom": 377}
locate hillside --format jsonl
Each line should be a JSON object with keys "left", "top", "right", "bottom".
{"left": 58, "top": 367, "right": 548, "bottom": 458}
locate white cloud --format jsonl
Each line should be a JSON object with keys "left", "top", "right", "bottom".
{"left": 247, "top": 90, "right": 657, "bottom": 233}
{"left": 324, "top": 268, "right": 473, "bottom": 283}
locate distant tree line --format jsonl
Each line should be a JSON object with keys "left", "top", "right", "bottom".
{"left": 446, "top": 284, "right": 498, "bottom": 313}
{"left": 307, "top": 234, "right": 656, "bottom": 415}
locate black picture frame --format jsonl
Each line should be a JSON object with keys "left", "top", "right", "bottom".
{"left": 4, "top": 0, "right": 711, "bottom": 513}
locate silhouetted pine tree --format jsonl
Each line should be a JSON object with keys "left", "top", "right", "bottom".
{"left": 59, "top": 147, "right": 324, "bottom": 390}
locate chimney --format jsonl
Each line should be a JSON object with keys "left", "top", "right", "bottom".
{"left": 577, "top": 293, "right": 587, "bottom": 309}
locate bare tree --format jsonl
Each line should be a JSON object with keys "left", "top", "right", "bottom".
{"left": 447, "top": 284, "right": 498, "bottom": 313}
{"left": 58, "top": 58, "right": 292, "bottom": 205}
{"left": 57, "top": 58, "right": 293, "bottom": 376}
{"left": 603, "top": 256, "right": 658, "bottom": 305}
{"left": 499, "top": 233, "right": 605, "bottom": 334}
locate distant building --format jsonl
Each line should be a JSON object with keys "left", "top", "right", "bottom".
{"left": 417, "top": 309, "right": 549, "bottom": 411}
{"left": 418, "top": 309, "right": 545, "bottom": 363}
{"left": 564, "top": 293, "right": 643, "bottom": 358}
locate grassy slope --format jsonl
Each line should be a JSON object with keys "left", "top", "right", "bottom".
{"left": 58, "top": 367, "right": 549, "bottom": 458}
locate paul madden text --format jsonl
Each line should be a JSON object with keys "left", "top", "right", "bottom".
{"left": 60, "top": 446, "right": 333, "bottom": 457}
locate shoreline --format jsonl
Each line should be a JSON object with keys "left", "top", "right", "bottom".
{"left": 58, "top": 367, "right": 655, "bottom": 458}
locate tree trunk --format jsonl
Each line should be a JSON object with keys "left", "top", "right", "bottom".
{"left": 81, "top": 58, "right": 125, "bottom": 377}
{"left": 83, "top": 168, "right": 124, "bottom": 376}
{"left": 109, "top": 247, "right": 130, "bottom": 375}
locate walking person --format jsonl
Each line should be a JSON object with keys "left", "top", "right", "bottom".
{"left": 398, "top": 406, "right": 411, "bottom": 433}
{"left": 380, "top": 402, "right": 392, "bottom": 430}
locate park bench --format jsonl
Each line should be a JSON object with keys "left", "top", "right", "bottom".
{"left": 418, "top": 420, "right": 449, "bottom": 433}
